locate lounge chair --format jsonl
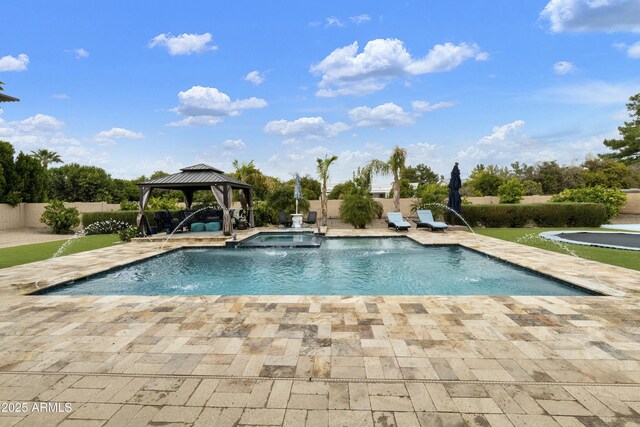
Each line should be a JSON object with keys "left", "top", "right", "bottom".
{"left": 278, "top": 211, "right": 292, "bottom": 228}
{"left": 303, "top": 211, "right": 317, "bottom": 226}
{"left": 414, "top": 210, "right": 448, "bottom": 232}
{"left": 386, "top": 212, "right": 411, "bottom": 231}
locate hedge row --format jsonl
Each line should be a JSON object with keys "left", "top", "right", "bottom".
{"left": 457, "top": 203, "right": 607, "bottom": 228}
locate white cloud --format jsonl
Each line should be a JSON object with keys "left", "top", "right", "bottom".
{"left": 325, "top": 17, "right": 344, "bottom": 27}
{"left": 348, "top": 102, "right": 415, "bottom": 128}
{"left": 167, "top": 116, "right": 224, "bottom": 127}
{"left": 310, "top": 39, "right": 487, "bottom": 97}
{"left": 0, "top": 54, "right": 29, "bottom": 72}
{"left": 222, "top": 139, "right": 246, "bottom": 150}
{"left": 540, "top": 0, "right": 640, "bottom": 33}
{"left": 170, "top": 86, "right": 267, "bottom": 126}
{"left": 553, "top": 60, "right": 575, "bottom": 74}
{"left": 245, "top": 70, "right": 265, "bottom": 85}
{"left": 411, "top": 100, "right": 455, "bottom": 112}
{"left": 628, "top": 41, "right": 640, "bottom": 58}
{"left": 149, "top": 32, "right": 218, "bottom": 55}
{"left": 95, "top": 127, "right": 144, "bottom": 145}
{"left": 350, "top": 14, "right": 371, "bottom": 24}
{"left": 264, "top": 116, "right": 349, "bottom": 139}
{"left": 51, "top": 93, "right": 70, "bottom": 100}
{"left": 66, "top": 48, "right": 89, "bottom": 59}
{"left": 539, "top": 80, "right": 640, "bottom": 104}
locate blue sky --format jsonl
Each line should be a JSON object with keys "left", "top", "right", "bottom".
{"left": 1, "top": 0, "right": 640, "bottom": 184}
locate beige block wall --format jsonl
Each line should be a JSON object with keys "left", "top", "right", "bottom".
{"left": 0, "top": 202, "right": 120, "bottom": 230}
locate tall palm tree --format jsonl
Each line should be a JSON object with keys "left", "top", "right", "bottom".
{"left": 316, "top": 154, "right": 338, "bottom": 226}
{"left": 367, "top": 146, "right": 407, "bottom": 212}
{"left": 30, "top": 149, "right": 62, "bottom": 169}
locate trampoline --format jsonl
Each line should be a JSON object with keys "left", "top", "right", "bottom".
{"left": 539, "top": 231, "right": 640, "bottom": 251}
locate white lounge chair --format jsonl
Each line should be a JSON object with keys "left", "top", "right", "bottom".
{"left": 414, "top": 210, "right": 448, "bottom": 232}
{"left": 386, "top": 212, "right": 411, "bottom": 231}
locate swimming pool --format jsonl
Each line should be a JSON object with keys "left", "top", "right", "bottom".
{"left": 40, "top": 238, "right": 594, "bottom": 296}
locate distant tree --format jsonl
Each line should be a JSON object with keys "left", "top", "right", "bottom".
{"left": 467, "top": 165, "right": 505, "bottom": 196}
{"left": 521, "top": 180, "right": 543, "bottom": 196}
{"left": 414, "top": 164, "right": 440, "bottom": 184}
{"left": 533, "top": 161, "right": 564, "bottom": 194}
{"left": 14, "top": 152, "right": 47, "bottom": 202}
{"left": 231, "top": 159, "right": 277, "bottom": 201}
{"left": 266, "top": 183, "right": 309, "bottom": 215}
{"left": 412, "top": 183, "right": 449, "bottom": 219}
{"left": 48, "top": 163, "right": 113, "bottom": 202}
{"left": 367, "top": 146, "right": 407, "bottom": 212}
{"left": 601, "top": 92, "right": 640, "bottom": 164}
{"left": 111, "top": 178, "right": 139, "bottom": 202}
{"left": 30, "top": 149, "right": 62, "bottom": 169}
{"left": 560, "top": 166, "right": 586, "bottom": 190}
{"left": 0, "top": 141, "right": 18, "bottom": 205}
{"left": 582, "top": 157, "right": 630, "bottom": 188}
{"left": 328, "top": 182, "right": 355, "bottom": 200}
{"left": 299, "top": 175, "right": 321, "bottom": 200}
{"left": 510, "top": 162, "right": 535, "bottom": 181}
{"left": 316, "top": 154, "right": 338, "bottom": 226}
{"left": 387, "top": 178, "right": 415, "bottom": 198}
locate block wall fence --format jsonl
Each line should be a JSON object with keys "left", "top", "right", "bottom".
{"left": 0, "top": 192, "right": 638, "bottom": 230}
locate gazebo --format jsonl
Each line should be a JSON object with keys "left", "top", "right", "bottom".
{"left": 136, "top": 163, "right": 253, "bottom": 236}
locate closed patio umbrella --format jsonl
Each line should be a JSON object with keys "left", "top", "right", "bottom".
{"left": 447, "top": 162, "right": 462, "bottom": 217}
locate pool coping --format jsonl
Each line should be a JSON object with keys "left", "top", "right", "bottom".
{"left": 1, "top": 228, "right": 635, "bottom": 299}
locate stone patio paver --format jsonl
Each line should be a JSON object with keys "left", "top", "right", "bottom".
{"left": 0, "top": 228, "right": 639, "bottom": 425}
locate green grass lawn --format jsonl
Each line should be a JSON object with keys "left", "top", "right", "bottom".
{"left": 475, "top": 228, "right": 640, "bottom": 271}
{"left": 0, "top": 234, "right": 122, "bottom": 269}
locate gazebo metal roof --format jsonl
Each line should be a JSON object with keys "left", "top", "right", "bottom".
{"left": 137, "top": 163, "right": 251, "bottom": 190}
{"left": 0, "top": 93, "right": 20, "bottom": 102}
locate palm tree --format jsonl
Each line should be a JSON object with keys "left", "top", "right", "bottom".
{"left": 30, "top": 149, "right": 62, "bottom": 169}
{"left": 367, "top": 146, "right": 407, "bottom": 212}
{"left": 316, "top": 154, "right": 338, "bottom": 226}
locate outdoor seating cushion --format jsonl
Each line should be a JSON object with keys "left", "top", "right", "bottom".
{"left": 190, "top": 222, "right": 206, "bottom": 232}
{"left": 205, "top": 222, "right": 221, "bottom": 231}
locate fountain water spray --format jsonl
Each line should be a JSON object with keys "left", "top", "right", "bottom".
{"left": 160, "top": 205, "right": 218, "bottom": 251}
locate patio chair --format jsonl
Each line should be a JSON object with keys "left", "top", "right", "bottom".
{"left": 278, "top": 211, "right": 292, "bottom": 228}
{"left": 414, "top": 210, "right": 448, "bottom": 232}
{"left": 386, "top": 212, "right": 411, "bottom": 232}
{"left": 303, "top": 211, "right": 317, "bottom": 226}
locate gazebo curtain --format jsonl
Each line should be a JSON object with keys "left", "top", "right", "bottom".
{"left": 136, "top": 186, "right": 153, "bottom": 234}
{"left": 243, "top": 188, "right": 255, "bottom": 227}
{"left": 211, "top": 185, "right": 233, "bottom": 235}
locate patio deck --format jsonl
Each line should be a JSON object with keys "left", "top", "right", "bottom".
{"left": 0, "top": 228, "right": 639, "bottom": 426}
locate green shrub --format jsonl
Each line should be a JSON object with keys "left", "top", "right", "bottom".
{"left": 498, "top": 178, "right": 524, "bottom": 204}
{"left": 119, "top": 200, "right": 138, "bottom": 211}
{"left": 412, "top": 183, "right": 448, "bottom": 220}
{"left": 147, "top": 196, "right": 179, "bottom": 211}
{"left": 253, "top": 200, "right": 275, "bottom": 227}
{"left": 340, "top": 191, "right": 376, "bottom": 228}
{"left": 550, "top": 186, "right": 626, "bottom": 222}
{"left": 118, "top": 225, "right": 138, "bottom": 242}
{"left": 40, "top": 200, "right": 80, "bottom": 234}
{"left": 461, "top": 203, "right": 606, "bottom": 228}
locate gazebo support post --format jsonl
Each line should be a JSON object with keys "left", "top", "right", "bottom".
{"left": 244, "top": 188, "right": 255, "bottom": 227}
{"left": 182, "top": 189, "right": 194, "bottom": 210}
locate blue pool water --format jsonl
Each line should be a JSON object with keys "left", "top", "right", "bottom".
{"left": 237, "top": 232, "right": 322, "bottom": 247}
{"left": 41, "top": 238, "right": 592, "bottom": 296}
